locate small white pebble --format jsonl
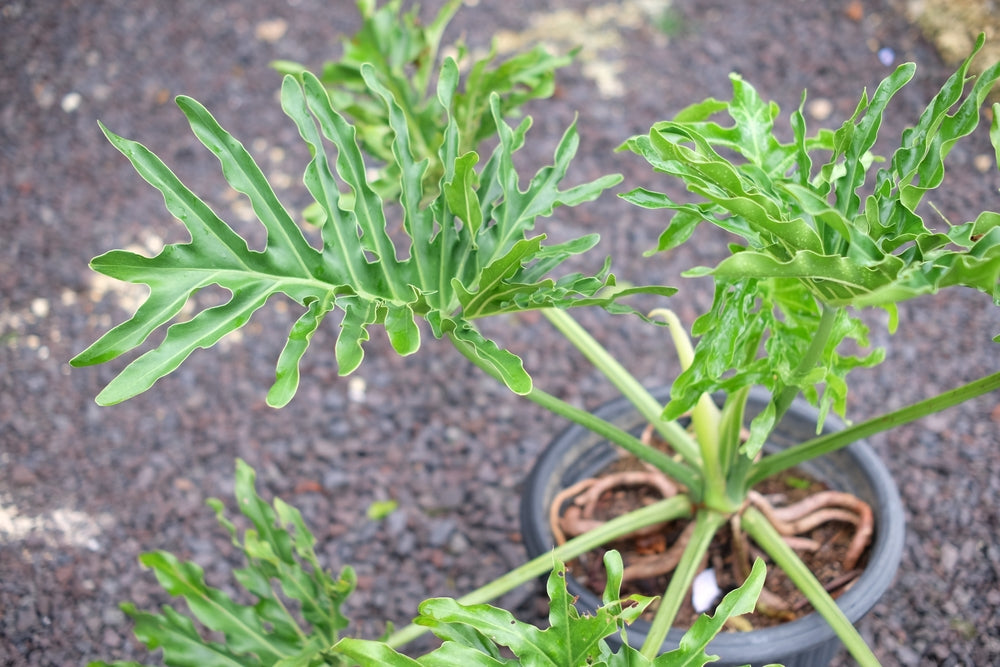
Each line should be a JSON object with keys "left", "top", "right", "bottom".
{"left": 141, "top": 231, "right": 164, "bottom": 256}
{"left": 230, "top": 199, "right": 256, "bottom": 223}
{"left": 271, "top": 172, "right": 293, "bottom": 189}
{"left": 2, "top": 3, "right": 24, "bottom": 18}
{"left": 255, "top": 18, "right": 288, "bottom": 43}
{"left": 807, "top": 98, "right": 833, "bottom": 121}
{"left": 61, "top": 91, "right": 82, "bottom": 113}
{"left": 348, "top": 376, "right": 367, "bottom": 403}
{"left": 877, "top": 47, "right": 895, "bottom": 67}
{"left": 692, "top": 567, "right": 721, "bottom": 613}
{"left": 30, "top": 297, "right": 49, "bottom": 319}
{"left": 974, "top": 154, "right": 993, "bottom": 174}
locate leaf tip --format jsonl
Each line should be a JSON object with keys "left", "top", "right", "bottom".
{"left": 265, "top": 382, "right": 295, "bottom": 408}
{"left": 94, "top": 389, "right": 124, "bottom": 407}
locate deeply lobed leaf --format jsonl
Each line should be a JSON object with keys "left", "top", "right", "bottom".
{"left": 338, "top": 551, "right": 649, "bottom": 666}
{"left": 73, "top": 54, "right": 635, "bottom": 405}
{"left": 334, "top": 551, "right": 766, "bottom": 666}
{"left": 272, "top": 0, "right": 572, "bottom": 201}
{"left": 90, "top": 459, "right": 356, "bottom": 667}
{"left": 623, "top": 37, "right": 1000, "bottom": 428}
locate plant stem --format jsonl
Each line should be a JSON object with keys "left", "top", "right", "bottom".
{"left": 542, "top": 308, "right": 702, "bottom": 465}
{"left": 741, "top": 506, "right": 881, "bottom": 667}
{"left": 525, "top": 386, "right": 701, "bottom": 493}
{"left": 772, "top": 303, "right": 839, "bottom": 423}
{"left": 639, "top": 508, "right": 728, "bottom": 658}
{"left": 386, "top": 494, "right": 694, "bottom": 648}
{"left": 651, "top": 308, "right": 727, "bottom": 505}
{"left": 446, "top": 327, "right": 702, "bottom": 493}
{"left": 719, "top": 385, "right": 753, "bottom": 502}
{"left": 748, "top": 368, "right": 1000, "bottom": 486}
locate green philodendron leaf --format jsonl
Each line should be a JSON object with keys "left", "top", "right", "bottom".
{"left": 274, "top": 0, "right": 570, "bottom": 201}
{"left": 455, "top": 45, "right": 572, "bottom": 151}
{"left": 411, "top": 553, "right": 646, "bottom": 666}
{"left": 103, "top": 460, "right": 356, "bottom": 667}
{"left": 666, "top": 275, "right": 883, "bottom": 450}
{"left": 120, "top": 603, "right": 254, "bottom": 667}
{"left": 269, "top": 294, "right": 335, "bottom": 407}
{"left": 656, "top": 559, "right": 766, "bottom": 666}
{"left": 233, "top": 460, "right": 356, "bottom": 638}
{"left": 828, "top": 62, "right": 916, "bottom": 220}
{"left": 444, "top": 151, "right": 485, "bottom": 236}
{"left": 415, "top": 644, "right": 514, "bottom": 667}
{"left": 272, "top": 640, "right": 339, "bottom": 667}
{"left": 414, "top": 614, "right": 513, "bottom": 665}
{"left": 334, "top": 550, "right": 760, "bottom": 667}
{"left": 449, "top": 322, "right": 532, "bottom": 395}
{"left": 332, "top": 639, "right": 426, "bottom": 667}
{"left": 627, "top": 36, "right": 1000, "bottom": 430}
{"left": 73, "top": 53, "right": 635, "bottom": 404}
{"left": 697, "top": 249, "right": 902, "bottom": 304}
{"left": 992, "top": 101, "right": 1000, "bottom": 168}
{"left": 137, "top": 551, "right": 295, "bottom": 663}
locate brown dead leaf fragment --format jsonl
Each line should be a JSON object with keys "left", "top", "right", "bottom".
{"left": 294, "top": 479, "right": 323, "bottom": 494}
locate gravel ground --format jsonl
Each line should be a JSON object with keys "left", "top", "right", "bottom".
{"left": 3, "top": 1, "right": 1000, "bottom": 665}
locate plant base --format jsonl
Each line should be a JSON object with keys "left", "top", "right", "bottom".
{"left": 520, "top": 387, "right": 905, "bottom": 667}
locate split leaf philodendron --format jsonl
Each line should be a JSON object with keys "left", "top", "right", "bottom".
{"left": 622, "top": 47, "right": 1000, "bottom": 453}
{"left": 77, "top": 2, "right": 1000, "bottom": 665}
{"left": 70, "top": 60, "right": 661, "bottom": 407}
{"left": 89, "top": 460, "right": 358, "bottom": 667}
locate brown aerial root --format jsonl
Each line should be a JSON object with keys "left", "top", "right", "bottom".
{"left": 549, "top": 445, "right": 875, "bottom": 624}
{"left": 755, "top": 587, "right": 797, "bottom": 621}
{"left": 575, "top": 470, "right": 678, "bottom": 519}
{"left": 550, "top": 469, "right": 679, "bottom": 546}
{"left": 728, "top": 513, "right": 796, "bottom": 621}
{"left": 748, "top": 490, "right": 873, "bottom": 570}
{"left": 550, "top": 478, "right": 598, "bottom": 546}
{"left": 621, "top": 521, "right": 696, "bottom": 582}
{"left": 727, "top": 490, "right": 874, "bottom": 622}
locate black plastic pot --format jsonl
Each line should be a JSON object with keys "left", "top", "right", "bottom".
{"left": 521, "top": 387, "right": 905, "bottom": 667}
